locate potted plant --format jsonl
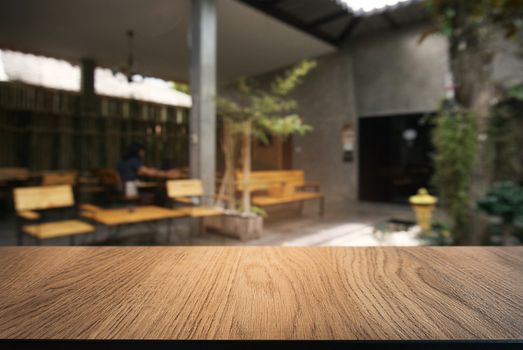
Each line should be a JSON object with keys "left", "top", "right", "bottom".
{"left": 205, "top": 60, "right": 316, "bottom": 240}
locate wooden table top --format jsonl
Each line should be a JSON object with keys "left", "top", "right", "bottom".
{"left": 83, "top": 205, "right": 187, "bottom": 226}
{"left": 0, "top": 247, "right": 521, "bottom": 341}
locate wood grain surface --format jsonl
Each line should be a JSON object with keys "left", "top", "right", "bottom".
{"left": 0, "top": 247, "right": 521, "bottom": 340}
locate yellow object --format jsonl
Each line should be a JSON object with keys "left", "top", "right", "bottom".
{"left": 409, "top": 188, "right": 437, "bottom": 231}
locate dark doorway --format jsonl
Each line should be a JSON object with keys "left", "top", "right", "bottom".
{"left": 358, "top": 113, "right": 434, "bottom": 204}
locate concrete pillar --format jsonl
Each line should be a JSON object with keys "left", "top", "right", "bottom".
{"left": 190, "top": 0, "right": 216, "bottom": 199}
{"left": 80, "top": 58, "right": 96, "bottom": 113}
{"left": 79, "top": 58, "right": 96, "bottom": 170}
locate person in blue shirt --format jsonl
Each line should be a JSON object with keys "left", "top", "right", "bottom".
{"left": 117, "top": 142, "right": 168, "bottom": 198}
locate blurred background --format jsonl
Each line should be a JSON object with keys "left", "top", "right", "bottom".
{"left": 0, "top": 0, "right": 522, "bottom": 247}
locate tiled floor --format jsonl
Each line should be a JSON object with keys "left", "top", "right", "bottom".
{"left": 0, "top": 199, "right": 441, "bottom": 247}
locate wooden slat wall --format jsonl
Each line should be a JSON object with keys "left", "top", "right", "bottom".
{"left": 0, "top": 82, "right": 189, "bottom": 172}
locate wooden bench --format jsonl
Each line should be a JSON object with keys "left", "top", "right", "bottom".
{"left": 166, "top": 179, "right": 223, "bottom": 218}
{"left": 166, "top": 179, "right": 223, "bottom": 236}
{"left": 13, "top": 185, "right": 95, "bottom": 245}
{"left": 235, "top": 170, "right": 324, "bottom": 216}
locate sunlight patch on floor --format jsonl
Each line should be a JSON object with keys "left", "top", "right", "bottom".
{"left": 282, "top": 222, "right": 423, "bottom": 247}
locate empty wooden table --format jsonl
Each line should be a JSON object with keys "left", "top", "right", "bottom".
{"left": 0, "top": 247, "right": 521, "bottom": 348}
{"left": 82, "top": 205, "right": 187, "bottom": 243}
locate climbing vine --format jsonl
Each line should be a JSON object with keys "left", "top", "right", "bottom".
{"left": 432, "top": 104, "right": 478, "bottom": 243}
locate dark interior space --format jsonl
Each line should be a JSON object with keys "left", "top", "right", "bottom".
{"left": 358, "top": 113, "right": 434, "bottom": 204}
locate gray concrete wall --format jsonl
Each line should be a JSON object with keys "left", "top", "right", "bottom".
{"left": 351, "top": 25, "right": 523, "bottom": 119}
{"left": 351, "top": 24, "right": 449, "bottom": 117}
{"left": 289, "top": 24, "right": 449, "bottom": 200}
{"left": 291, "top": 50, "right": 358, "bottom": 200}
{"left": 492, "top": 35, "right": 523, "bottom": 88}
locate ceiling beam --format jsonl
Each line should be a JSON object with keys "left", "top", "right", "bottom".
{"left": 382, "top": 12, "right": 399, "bottom": 29}
{"left": 238, "top": 0, "right": 338, "bottom": 46}
{"left": 337, "top": 16, "right": 362, "bottom": 44}
{"left": 309, "top": 11, "right": 349, "bottom": 27}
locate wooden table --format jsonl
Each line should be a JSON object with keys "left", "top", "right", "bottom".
{"left": 83, "top": 205, "right": 186, "bottom": 226}
{"left": 83, "top": 206, "right": 187, "bottom": 243}
{"left": 0, "top": 246, "right": 521, "bottom": 347}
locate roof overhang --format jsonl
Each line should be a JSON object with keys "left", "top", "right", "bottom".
{"left": 0, "top": 0, "right": 429, "bottom": 84}
{"left": 0, "top": 0, "right": 335, "bottom": 83}
{"left": 239, "top": 0, "right": 358, "bottom": 46}
{"left": 238, "top": 0, "right": 428, "bottom": 46}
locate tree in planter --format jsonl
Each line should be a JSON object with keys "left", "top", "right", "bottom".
{"left": 432, "top": 103, "right": 478, "bottom": 243}
{"left": 423, "top": 0, "right": 523, "bottom": 243}
{"left": 216, "top": 60, "right": 316, "bottom": 215}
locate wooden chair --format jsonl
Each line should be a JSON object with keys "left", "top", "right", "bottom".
{"left": 166, "top": 179, "right": 223, "bottom": 236}
{"left": 97, "top": 168, "right": 122, "bottom": 191}
{"left": 13, "top": 185, "right": 94, "bottom": 245}
{"left": 76, "top": 172, "right": 106, "bottom": 198}
{"left": 94, "top": 168, "right": 127, "bottom": 204}
{"left": 96, "top": 168, "right": 161, "bottom": 205}
{"left": 235, "top": 170, "right": 324, "bottom": 216}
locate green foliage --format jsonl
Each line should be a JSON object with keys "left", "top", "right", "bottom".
{"left": 487, "top": 102, "right": 521, "bottom": 181}
{"left": 425, "top": 0, "right": 523, "bottom": 39}
{"left": 432, "top": 104, "right": 478, "bottom": 241}
{"left": 216, "top": 59, "right": 317, "bottom": 137}
{"left": 423, "top": 0, "right": 523, "bottom": 244}
{"left": 509, "top": 83, "right": 523, "bottom": 101}
{"left": 482, "top": 223, "right": 523, "bottom": 245}
{"left": 257, "top": 115, "right": 313, "bottom": 141}
{"left": 271, "top": 60, "right": 318, "bottom": 96}
{"left": 237, "top": 205, "right": 268, "bottom": 218}
{"left": 171, "top": 81, "right": 190, "bottom": 94}
{"left": 419, "top": 221, "right": 454, "bottom": 245}
{"left": 477, "top": 181, "right": 523, "bottom": 244}
{"left": 477, "top": 181, "right": 523, "bottom": 227}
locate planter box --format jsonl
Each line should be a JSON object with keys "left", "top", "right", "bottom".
{"left": 204, "top": 213, "right": 263, "bottom": 241}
